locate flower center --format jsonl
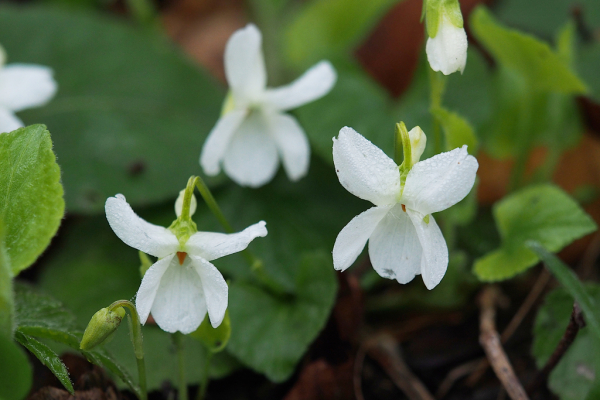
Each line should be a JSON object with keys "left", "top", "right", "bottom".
{"left": 401, "top": 204, "right": 406, "bottom": 212}
{"left": 176, "top": 251, "right": 187, "bottom": 265}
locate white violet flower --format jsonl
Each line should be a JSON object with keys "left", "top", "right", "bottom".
{"left": 332, "top": 126, "right": 478, "bottom": 289}
{"left": 425, "top": 6, "right": 468, "bottom": 75}
{"left": 105, "top": 193, "right": 267, "bottom": 334}
{"left": 0, "top": 44, "right": 57, "bottom": 133}
{"left": 200, "top": 24, "right": 337, "bottom": 188}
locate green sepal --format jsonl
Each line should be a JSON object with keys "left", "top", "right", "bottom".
{"left": 168, "top": 176, "right": 199, "bottom": 247}
{"left": 396, "top": 122, "right": 411, "bottom": 191}
{"left": 190, "top": 310, "right": 231, "bottom": 353}
{"left": 425, "top": 0, "right": 463, "bottom": 38}
{"left": 80, "top": 307, "right": 126, "bottom": 350}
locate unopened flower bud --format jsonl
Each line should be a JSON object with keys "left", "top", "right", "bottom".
{"left": 408, "top": 126, "right": 427, "bottom": 166}
{"left": 80, "top": 307, "right": 125, "bottom": 350}
{"left": 175, "top": 189, "right": 197, "bottom": 218}
{"left": 424, "top": 0, "right": 468, "bottom": 75}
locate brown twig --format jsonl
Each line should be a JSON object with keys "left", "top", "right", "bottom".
{"left": 466, "top": 269, "right": 551, "bottom": 387}
{"left": 436, "top": 358, "right": 484, "bottom": 398}
{"left": 366, "top": 333, "right": 435, "bottom": 400}
{"left": 478, "top": 286, "right": 530, "bottom": 400}
{"left": 527, "top": 302, "right": 586, "bottom": 395}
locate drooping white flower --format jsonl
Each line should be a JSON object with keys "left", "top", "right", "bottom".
{"left": 0, "top": 45, "right": 57, "bottom": 133}
{"left": 200, "top": 24, "right": 337, "bottom": 188}
{"left": 105, "top": 194, "right": 267, "bottom": 334}
{"left": 332, "top": 127, "right": 478, "bottom": 289}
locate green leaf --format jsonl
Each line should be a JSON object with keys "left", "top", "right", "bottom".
{"left": 190, "top": 310, "right": 231, "bottom": 353}
{"left": 14, "top": 283, "right": 79, "bottom": 334}
{"left": 283, "top": 0, "right": 399, "bottom": 69}
{"left": 532, "top": 286, "right": 600, "bottom": 400}
{"left": 0, "top": 224, "right": 14, "bottom": 337}
{"left": 430, "top": 106, "right": 478, "bottom": 153}
{"left": 227, "top": 251, "right": 337, "bottom": 382}
{"left": 0, "top": 125, "right": 64, "bottom": 275}
{"left": 527, "top": 242, "right": 600, "bottom": 341}
{"left": 474, "top": 184, "right": 597, "bottom": 281}
{"left": 14, "top": 331, "right": 74, "bottom": 394}
{"left": 0, "top": 334, "right": 32, "bottom": 400}
{"left": 470, "top": 6, "right": 587, "bottom": 94}
{"left": 0, "top": 5, "right": 222, "bottom": 213}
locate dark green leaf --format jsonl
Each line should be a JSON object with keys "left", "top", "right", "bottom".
{"left": 470, "top": 6, "right": 586, "bottom": 93}
{"left": 14, "top": 282, "right": 79, "bottom": 333}
{"left": 527, "top": 242, "right": 600, "bottom": 341}
{"left": 532, "top": 286, "right": 600, "bottom": 400}
{"left": 0, "top": 125, "right": 64, "bottom": 275}
{"left": 14, "top": 331, "right": 74, "bottom": 394}
{"left": 0, "top": 334, "right": 32, "bottom": 400}
{"left": 474, "top": 184, "right": 597, "bottom": 281}
{"left": 227, "top": 251, "right": 337, "bottom": 382}
{"left": 0, "top": 5, "right": 222, "bottom": 213}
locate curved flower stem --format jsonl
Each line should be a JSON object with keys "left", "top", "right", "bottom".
{"left": 107, "top": 300, "right": 147, "bottom": 400}
{"left": 173, "top": 333, "right": 188, "bottom": 400}
{"left": 194, "top": 176, "right": 289, "bottom": 297}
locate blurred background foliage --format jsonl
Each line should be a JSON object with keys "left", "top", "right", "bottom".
{"left": 2, "top": 0, "right": 600, "bottom": 398}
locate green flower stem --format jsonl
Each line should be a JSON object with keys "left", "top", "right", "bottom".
{"left": 194, "top": 177, "right": 289, "bottom": 296}
{"left": 173, "top": 333, "right": 188, "bottom": 400}
{"left": 107, "top": 300, "right": 146, "bottom": 400}
{"left": 428, "top": 68, "right": 446, "bottom": 155}
{"left": 197, "top": 351, "right": 213, "bottom": 400}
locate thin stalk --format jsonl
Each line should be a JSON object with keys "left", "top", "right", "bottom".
{"left": 108, "top": 300, "right": 147, "bottom": 400}
{"left": 194, "top": 177, "right": 289, "bottom": 296}
{"left": 173, "top": 333, "right": 188, "bottom": 400}
{"left": 427, "top": 68, "right": 446, "bottom": 155}
{"left": 197, "top": 351, "right": 213, "bottom": 400}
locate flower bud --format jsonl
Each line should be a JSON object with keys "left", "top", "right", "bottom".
{"left": 175, "top": 189, "right": 197, "bottom": 218}
{"left": 80, "top": 307, "right": 126, "bottom": 350}
{"left": 424, "top": 0, "right": 468, "bottom": 75}
{"left": 408, "top": 126, "right": 427, "bottom": 166}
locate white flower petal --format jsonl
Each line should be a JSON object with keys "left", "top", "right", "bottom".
{"left": 190, "top": 256, "right": 228, "bottom": 328}
{"left": 222, "top": 112, "right": 279, "bottom": 187}
{"left": 426, "top": 15, "right": 468, "bottom": 75}
{"left": 0, "top": 65, "right": 57, "bottom": 111}
{"left": 105, "top": 194, "right": 179, "bottom": 258}
{"left": 150, "top": 257, "right": 208, "bottom": 334}
{"left": 333, "top": 127, "right": 401, "bottom": 206}
{"left": 402, "top": 145, "right": 478, "bottom": 215}
{"left": 406, "top": 210, "right": 448, "bottom": 289}
{"left": 186, "top": 221, "right": 267, "bottom": 261}
{"left": 0, "top": 107, "right": 23, "bottom": 133}
{"left": 224, "top": 24, "right": 266, "bottom": 103}
{"left": 368, "top": 204, "right": 422, "bottom": 284}
{"left": 333, "top": 205, "right": 392, "bottom": 271}
{"left": 135, "top": 255, "right": 174, "bottom": 325}
{"left": 200, "top": 109, "right": 246, "bottom": 176}
{"left": 270, "top": 113, "right": 310, "bottom": 181}
{"left": 264, "top": 61, "right": 337, "bottom": 111}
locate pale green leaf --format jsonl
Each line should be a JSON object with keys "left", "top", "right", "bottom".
{"left": 0, "top": 125, "right": 64, "bottom": 275}
{"left": 470, "top": 6, "right": 586, "bottom": 94}
{"left": 474, "top": 184, "right": 597, "bottom": 281}
{"left": 431, "top": 106, "right": 478, "bottom": 153}
{"left": 0, "top": 224, "right": 13, "bottom": 337}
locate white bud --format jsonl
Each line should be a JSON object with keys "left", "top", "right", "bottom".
{"left": 408, "top": 126, "right": 427, "bottom": 165}
{"left": 426, "top": 14, "right": 468, "bottom": 75}
{"left": 175, "top": 189, "right": 197, "bottom": 218}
